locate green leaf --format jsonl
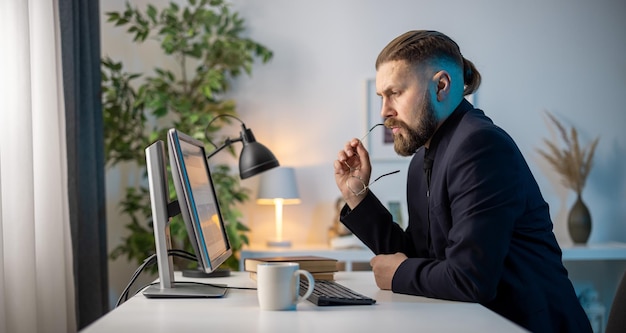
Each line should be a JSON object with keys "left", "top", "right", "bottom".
{"left": 115, "top": 18, "right": 129, "bottom": 26}
{"left": 202, "top": 85, "right": 213, "bottom": 98}
{"left": 107, "top": 12, "right": 120, "bottom": 21}
{"left": 146, "top": 5, "right": 157, "bottom": 24}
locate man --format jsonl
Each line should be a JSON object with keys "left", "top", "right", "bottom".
{"left": 334, "top": 30, "right": 592, "bottom": 332}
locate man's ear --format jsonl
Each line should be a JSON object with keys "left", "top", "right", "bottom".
{"left": 433, "top": 70, "right": 451, "bottom": 102}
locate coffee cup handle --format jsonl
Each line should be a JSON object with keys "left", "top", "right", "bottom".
{"left": 295, "top": 269, "right": 315, "bottom": 303}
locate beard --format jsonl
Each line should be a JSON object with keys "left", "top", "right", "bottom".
{"left": 384, "top": 94, "right": 438, "bottom": 156}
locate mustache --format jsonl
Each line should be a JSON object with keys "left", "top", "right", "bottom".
{"left": 384, "top": 118, "right": 408, "bottom": 130}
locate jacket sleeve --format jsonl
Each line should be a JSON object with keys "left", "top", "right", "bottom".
{"left": 340, "top": 192, "right": 417, "bottom": 255}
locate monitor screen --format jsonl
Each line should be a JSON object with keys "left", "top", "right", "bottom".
{"left": 167, "top": 128, "right": 232, "bottom": 273}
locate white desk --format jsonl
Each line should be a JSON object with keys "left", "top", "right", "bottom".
{"left": 81, "top": 271, "right": 526, "bottom": 333}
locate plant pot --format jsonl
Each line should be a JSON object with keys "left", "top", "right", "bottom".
{"left": 567, "top": 194, "right": 592, "bottom": 244}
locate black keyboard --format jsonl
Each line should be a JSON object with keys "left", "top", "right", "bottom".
{"left": 299, "top": 279, "right": 376, "bottom": 306}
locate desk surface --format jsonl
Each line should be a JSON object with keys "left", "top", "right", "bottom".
{"left": 81, "top": 272, "right": 526, "bottom": 333}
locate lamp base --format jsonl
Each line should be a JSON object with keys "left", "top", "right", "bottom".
{"left": 267, "top": 240, "right": 292, "bottom": 247}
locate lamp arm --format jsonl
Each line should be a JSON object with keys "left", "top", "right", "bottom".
{"left": 206, "top": 136, "right": 243, "bottom": 159}
{"left": 204, "top": 114, "right": 245, "bottom": 147}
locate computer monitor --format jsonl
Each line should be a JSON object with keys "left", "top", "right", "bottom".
{"left": 168, "top": 128, "right": 233, "bottom": 272}
{"left": 142, "top": 128, "right": 231, "bottom": 298}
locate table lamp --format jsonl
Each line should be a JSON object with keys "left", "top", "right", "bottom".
{"left": 257, "top": 167, "right": 301, "bottom": 247}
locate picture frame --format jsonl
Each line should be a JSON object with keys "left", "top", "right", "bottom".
{"left": 387, "top": 200, "right": 404, "bottom": 228}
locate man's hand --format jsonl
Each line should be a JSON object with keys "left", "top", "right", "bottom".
{"left": 334, "top": 138, "right": 372, "bottom": 209}
{"left": 370, "top": 252, "right": 408, "bottom": 290}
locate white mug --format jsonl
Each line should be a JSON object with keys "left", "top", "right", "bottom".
{"left": 256, "top": 262, "right": 315, "bottom": 311}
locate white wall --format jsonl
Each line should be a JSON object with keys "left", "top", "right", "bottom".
{"left": 101, "top": 0, "right": 626, "bottom": 306}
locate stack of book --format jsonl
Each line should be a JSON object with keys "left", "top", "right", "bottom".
{"left": 244, "top": 255, "right": 339, "bottom": 281}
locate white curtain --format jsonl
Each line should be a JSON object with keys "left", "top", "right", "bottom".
{"left": 0, "top": 1, "right": 77, "bottom": 333}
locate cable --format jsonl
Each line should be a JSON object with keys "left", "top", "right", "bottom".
{"left": 115, "top": 249, "right": 196, "bottom": 308}
{"left": 115, "top": 249, "right": 255, "bottom": 308}
{"left": 115, "top": 254, "right": 155, "bottom": 308}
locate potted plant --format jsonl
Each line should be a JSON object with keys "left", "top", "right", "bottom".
{"left": 537, "top": 111, "right": 599, "bottom": 244}
{"left": 102, "top": 0, "right": 273, "bottom": 271}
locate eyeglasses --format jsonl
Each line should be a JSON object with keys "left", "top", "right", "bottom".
{"left": 360, "top": 123, "right": 384, "bottom": 141}
{"left": 344, "top": 123, "right": 400, "bottom": 196}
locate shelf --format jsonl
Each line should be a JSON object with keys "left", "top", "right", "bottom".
{"left": 561, "top": 242, "right": 626, "bottom": 261}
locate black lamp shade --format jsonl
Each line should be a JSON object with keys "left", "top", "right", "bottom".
{"left": 205, "top": 119, "right": 280, "bottom": 179}
{"left": 239, "top": 141, "right": 279, "bottom": 179}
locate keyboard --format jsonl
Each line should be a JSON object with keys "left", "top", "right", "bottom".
{"left": 299, "top": 279, "right": 376, "bottom": 306}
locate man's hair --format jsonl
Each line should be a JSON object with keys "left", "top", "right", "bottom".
{"left": 375, "top": 30, "right": 481, "bottom": 95}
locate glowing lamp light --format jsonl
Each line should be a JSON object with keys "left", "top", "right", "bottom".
{"left": 256, "top": 167, "right": 301, "bottom": 247}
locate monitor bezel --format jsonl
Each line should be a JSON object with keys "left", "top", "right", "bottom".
{"left": 167, "top": 128, "right": 232, "bottom": 274}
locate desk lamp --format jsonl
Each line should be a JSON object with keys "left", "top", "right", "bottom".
{"left": 183, "top": 115, "right": 279, "bottom": 279}
{"left": 257, "top": 167, "right": 301, "bottom": 247}
{"left": 205, "top": 115, "right": 279, "bottom": 179}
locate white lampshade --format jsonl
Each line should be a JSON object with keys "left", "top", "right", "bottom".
{"left": 256, "top": 167, "right": 300, "bottom": 247}
{"left": 256, "top": 167, "right": 301, "bottom": 205}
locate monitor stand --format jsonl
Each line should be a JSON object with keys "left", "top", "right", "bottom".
{"left": 143, "top": 141, "right": 227, "bottom": 299}
{"left": 143, "top": 282, "right": 227, "bottom": 298}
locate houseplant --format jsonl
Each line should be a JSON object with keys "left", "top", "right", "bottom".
{"left": 102, "top": 0, "right": 273, "bottom": 271}
{"left": 536, "top": 111, "right": 599, "bottom": 244}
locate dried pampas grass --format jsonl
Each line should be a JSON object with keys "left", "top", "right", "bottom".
{"left": 536, "top": 111, "right": 599, "bottom": 195}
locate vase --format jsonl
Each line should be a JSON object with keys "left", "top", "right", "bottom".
{"left": 567, "top": 194, "right": 592, "bottom": 244}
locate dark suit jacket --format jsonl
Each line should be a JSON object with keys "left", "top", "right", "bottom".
{"left": 342, "top": 100, "right": 592, "bottom": 333}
